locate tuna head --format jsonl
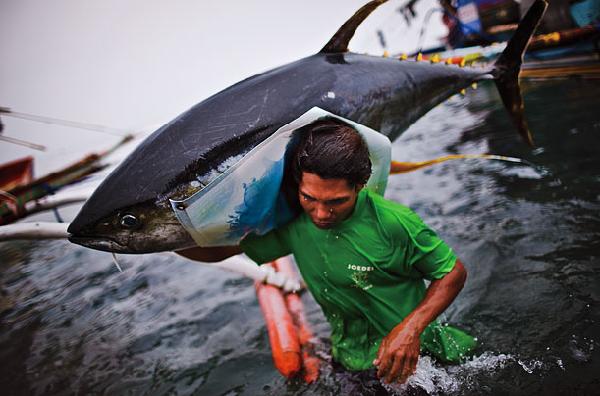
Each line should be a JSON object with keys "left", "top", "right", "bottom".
{"left": 66, "top": 129, "right": 200, "bottom": 253}
{"left": 67, "top": 199, "right": 194, "bottom": 254}
{"left": 66, "top": 109, "right": 271, "bottom": 254}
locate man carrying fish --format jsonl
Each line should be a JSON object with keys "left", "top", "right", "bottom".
{"left": 176, "top": 117, "right": 476, "bottom": 386}
{"left": 63, "top": 0, "right": 549, "bottom": 389}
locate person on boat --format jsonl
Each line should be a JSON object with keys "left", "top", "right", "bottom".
{"left": 176, "top": 118, "right": 476, "bottom": 385}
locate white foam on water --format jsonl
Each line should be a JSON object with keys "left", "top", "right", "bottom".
{"left": 381, "top": 352, "right": 517, "bottom": 395}
{"left": 516, "top": 358, "right": 543, "bottom": 374}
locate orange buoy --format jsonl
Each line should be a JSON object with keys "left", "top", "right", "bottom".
{"left": 255, "top": 266, "right": 302, "bottom": 378}
{"left": 273, "top": 257, "right": 320, "bottom": 383}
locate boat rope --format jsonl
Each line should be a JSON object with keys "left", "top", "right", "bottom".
{"left": 0, "top": 107, "right": 131, "bottom": 137}
{"left": 51, "top": 207, "right": 64, "bottom": 223}
{"left": 390, "top": 153, "right": 533, "bottom": 174}
{"left": 415, "top": 8, "right": 444, "bottom": 54}
{"left": 0, "top": 134, "right": 46, "bottom": 151}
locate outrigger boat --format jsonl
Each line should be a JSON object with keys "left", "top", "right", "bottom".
{"left": 0, "top": 135, "right": 132, "bottom": 226}
{"left": 400, "top": 0, "right": 600, "bottom": 79}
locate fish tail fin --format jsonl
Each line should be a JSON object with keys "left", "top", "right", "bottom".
{"left": 493, "top": 0, "right": 547, "bottom": 146}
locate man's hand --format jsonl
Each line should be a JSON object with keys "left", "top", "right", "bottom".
{"left": 373, "top": 259, "right": 468, "bottom": 384}
{"left": 373, "top": 322, "right": 420, "bottom": 384}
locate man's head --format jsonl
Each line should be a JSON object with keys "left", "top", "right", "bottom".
{"left": 290, "top": 117, "right": 372, "bottom": 229}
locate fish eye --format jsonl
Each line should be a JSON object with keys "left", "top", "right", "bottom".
{"left": 120, "top": 214, "right": 140, "bottom": 229}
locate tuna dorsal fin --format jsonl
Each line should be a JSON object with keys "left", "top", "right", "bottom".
{"left": 320, "top": 0, "right": 388, "bottom": 53}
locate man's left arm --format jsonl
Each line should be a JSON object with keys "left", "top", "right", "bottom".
{"left": 373, "top": 259, "right": 467, "bottom": 384}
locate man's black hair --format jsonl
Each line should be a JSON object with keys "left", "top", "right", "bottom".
{"left": 280, "top": 117, "right": 372, "bottom": 215}
{"left": 291, "top": 117, "right": 372, "bottom": 187}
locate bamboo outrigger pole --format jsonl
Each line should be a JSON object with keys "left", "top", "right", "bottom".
{"left": 0, "top": 222, "right": 69, "bottom": 240}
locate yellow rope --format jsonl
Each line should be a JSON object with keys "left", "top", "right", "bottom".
{"left": 390, "top": 154, "right": 526, "bottom": 174}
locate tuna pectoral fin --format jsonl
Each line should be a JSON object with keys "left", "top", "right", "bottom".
{"left": 320, "top": 0, "right": 388, "bottom": 53}
{"left": 493, "top": 0, "right": 548, "bottom": 146}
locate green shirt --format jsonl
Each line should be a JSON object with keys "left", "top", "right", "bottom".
{"left": 241, "top": 189, "right": 476, "bottom": 370}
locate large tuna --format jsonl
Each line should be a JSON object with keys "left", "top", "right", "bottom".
{"left": 67, "top": 0, "right": 548, "bottom": 254}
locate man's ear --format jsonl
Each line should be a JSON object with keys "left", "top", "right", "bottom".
{"left": 355, "top": 184, "right": 365, "bottom": 193}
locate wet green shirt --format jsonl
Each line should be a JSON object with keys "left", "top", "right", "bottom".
{"left": 241, "top": 189, "right": 476, "bottom": 370}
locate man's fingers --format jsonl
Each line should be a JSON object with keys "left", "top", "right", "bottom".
{"left": 376, "top": 351, "right": 392, "bottom": 379}
{"left": 398, "top": 355, "right": 418, "bottom": 384}
{"left": 374, "top": 339, "right": 387, "bottom": 366}
{"left": 375, "top": 339, "right": 385, "bottom": 362}
{"left": 384, "top": 353, "right": 405, "bottom": 384}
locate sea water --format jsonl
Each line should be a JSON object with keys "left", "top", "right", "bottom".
{"left": 0, "top": 79, "right": 599, "bottom": 395}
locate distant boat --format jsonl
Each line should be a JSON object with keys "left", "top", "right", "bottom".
{"left": 403, "top": 0, "right": 600, "bottom": 79}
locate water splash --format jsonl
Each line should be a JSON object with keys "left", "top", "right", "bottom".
{"left": 516, "top": 358, "right": 543, "bottom": 374}
{"left": 382, "top": 352, "right": 514, "bottom": 395}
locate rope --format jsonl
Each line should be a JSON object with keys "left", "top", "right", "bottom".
{"left": 390, "top": 154, "right": 533, "bottom": 174}
{"left": 0, "top": 108, "right": 130, "bottom": 137}
{"left": 0, "top": 134, "right": 46, "bottom": 151}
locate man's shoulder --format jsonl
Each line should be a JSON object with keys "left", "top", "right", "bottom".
{"left": 362, "top": 189, "right": 414, "bottom": 216}
{"left": 362, "top": 189, "right": 428, "bottom": 235}
{"left": 271, "top": 212, "right": 312, "bottom": 239}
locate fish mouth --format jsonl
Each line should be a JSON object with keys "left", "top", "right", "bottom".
{"left": 68, "top": 235, "right": 132, "bottom": 254}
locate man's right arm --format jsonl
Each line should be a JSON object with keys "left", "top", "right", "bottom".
{"left": 175, "top": 245, "right": 243, "bottom": 262}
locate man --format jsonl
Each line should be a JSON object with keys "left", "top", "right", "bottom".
{"left": 177, "top": 117, "right": 476, "bottom": 385}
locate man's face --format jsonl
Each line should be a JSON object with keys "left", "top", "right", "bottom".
{"left": 298, "top": 172, "right": 361, "bottom": 229}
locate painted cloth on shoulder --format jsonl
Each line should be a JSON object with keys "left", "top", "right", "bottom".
{"left": 241, "top": 189, "right": 476, "bottom": 370}
{"left": 170, "top": 107, "right": 390, "bottom": 247}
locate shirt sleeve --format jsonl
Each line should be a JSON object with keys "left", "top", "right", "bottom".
{"left": 408, "top": 227, "right": 457, "bottom": 280}
{"left": 240, "top": 228, "right": 292, "bottom": 264}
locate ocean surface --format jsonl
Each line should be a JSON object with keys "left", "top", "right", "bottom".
{"left": 1, "top": 78, "right": 599, "bottom": 395}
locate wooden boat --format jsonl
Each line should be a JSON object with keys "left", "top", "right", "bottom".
{"left": 0, "top": 134, "right": 132, "bottom": 225}
{"left": 402, "top": 0, "right": 600, "bottom": 80}
{"left": 406, "top": 23, "right": 600, "bottom": 81}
